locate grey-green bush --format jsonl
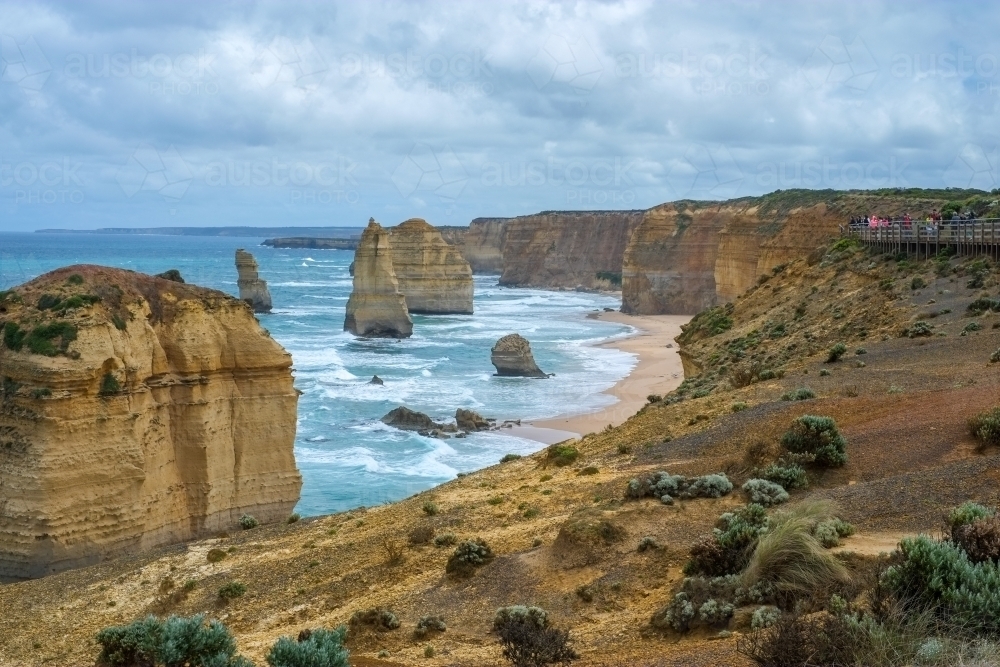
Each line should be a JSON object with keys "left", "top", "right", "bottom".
{"left": 813, "top": 518, "right": 854, "bottom": 547}
{"left": 651, "top": 592, "right": 695, "bottom": 632}
{"left": 780, "top": 415, "right": 848, "bottom": 467}
{"left": 750, "top": 606, "right": 781, "bottom": 630}
{"left": 218, "top": 581, "right": 247, "bottom": 601}
{"left": 626, "top": 471, "right": 732, "bottom": 504}
{"left": 780, "top": 388, "right": 815, "bottom": 401}
{"left": 754, "top": 463, "right": 808, "bottom": 490}
{"left": 266, "top": 627, "right": 349, "bottom": 667}
{"left": 968, "top": 408, "right": 1000, "bottom": 448}
{"left": 349, "top": 608, "right": 400, "bottom": 631}
{"left": 446, "top": 538, "right": 493, "bottom": 576}
{"left": 433, "top": 532, "right": 456, "bottom": 547}
{"left": 493, "top": 605, "right": 549, "bottom": 631}
{"left": 742, "top": 479, "right": 789, "bottom": 507}
{"left": 96, "top": 614, "right": 251, "bottom": 667}
{"left": 826, "top": 343, "right": 847, "bottom": 363}
{"left": 239, "top": 514, "right": 259, "bottom": 530}
{"left": 413, "top": 615, "right": 447, "bottom": 639}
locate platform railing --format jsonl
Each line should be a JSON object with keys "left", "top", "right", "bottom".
{"left": 847, "top": 219, "right": 1000, "bottom": 259}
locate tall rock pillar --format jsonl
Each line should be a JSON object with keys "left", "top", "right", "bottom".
{"left": 344, "top": 219, "right": 413, "bottom": 338}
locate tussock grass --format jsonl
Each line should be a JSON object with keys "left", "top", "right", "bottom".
{"left": 741, "top": 501, "right": 850, "bottom": 597}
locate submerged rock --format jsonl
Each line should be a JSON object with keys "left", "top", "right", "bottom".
{"left": 382, "top": 406, "right": 438, "bottom": 431}
{"left": 491, "top": 334, "right": 548, "bottom": 378}
{"left": 389, "top": 218, "right": 473, "bottom": 314}
{"left": 235, "top": 249, "right": 273, "bottom": 313}
{"left": 456, "top": 408, "right": 490, "bottom": 431}
{"left": 369, "top": 375, "right": 384, "bottom": 385}
{"left": 344, "top": 219, "right": 413, "bottom": 338}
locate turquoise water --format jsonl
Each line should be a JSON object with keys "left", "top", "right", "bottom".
{"left": 0, "top": 233, "right": 635, "bottom": 515}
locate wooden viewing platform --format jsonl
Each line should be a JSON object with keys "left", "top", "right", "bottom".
{"left": 849, "top": 219, "right": 1000, "bottom": 260}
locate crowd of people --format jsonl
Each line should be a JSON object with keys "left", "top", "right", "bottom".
{"left": 847, "top": 211, "right": 995, "bottom": 237}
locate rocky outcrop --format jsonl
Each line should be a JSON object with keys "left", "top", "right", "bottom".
{"left": 369, "top": 375, "right": 384, "bottom": 385}
{"left": 491, "top": 334, "right": 547, "bottom": 378}
{"left": 155, "top": 269, "right": 184, "bottom": 283}
{"left": 344, "top": 220, "right": 413, "bottom": 338}
{"left": 456, "top": 408, "right": 490, "bottom": 431}
{"left": 381, "top": 406, "right": 439, "bottom": 431}
{"left": 0, "top": 265, "right": 300, "bottom": 579}
{"left": 389, "top": 219, "right": 474, "bottom": 314}
{"left": 460, "top": 218, "right": 509, "bottom": 274}
{"left": 498, "top": 211, "right": 644, "bottom": 289}
{"left": 235, "top": 249, "right": 272, "bottom": 313}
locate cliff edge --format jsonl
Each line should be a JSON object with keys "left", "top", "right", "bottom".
{"left": 0, "top": 265, "right": 301, "bottom": 579}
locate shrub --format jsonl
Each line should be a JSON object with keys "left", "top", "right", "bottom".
{"left": 968, "top": 408, "right": 1000, "bottom": 448}
{"left": 3, "top": 322, "right": 25, "bottom": 351}
{"left": 287, "top": 513, "right": 300, "bottom": 524}
{"left": 545, "top": 444, "right": 580, "bottom": 467}
{"left": 24, "top": 322, "right": 78, "bottom": 356}
{"left": 207, "top": 548, "right": 227, "bottom": 563}
{"left": 422, "top": 501, "right": 439, "bottom": 516}
{"left": 741, "top": 504, "right": 850, "bottom": 600}
{"left": 408, "top": 525, "right": 435, "bottom": 545}
{"left": 779, "top": 387, "right": 814, "bottom": 401}
{"left": 903, "top": 321, "right": 933, "bottom": 338}
{"left": 67, "top": 274, "right": 84, "bottom": 285}
{"left": 742, "top": 479, "right": 789, "bottom": 507}
{"left": 754, "top": 463, "right": 808, "bottom": 491}
{"left": 638, "top": 536, "right": 660, "bottom": 552}
{"left": 883, "top": 535, "right": 1000, "bottom": 634}
{"left": 625, "top": 471, "right": 732, "bottom": 504}
{"left": 685, "top": 504, "right": 769, "bottom": 577}
{"left": 855, "top": 348, "right": 867, "bottom": 355}
{"left": 751, "top": 606, "right": 781, "bottom": 630}
{"left": 446, "top": 538, "right": 493, "bottom": 577}
{"left": 952, "top": 516, "right": 1000, "bottom": 564}
{"left": 651, "top": 592, "right": 696, "bottom": 632}
{"left": 968, "top": 297, "right": 1000, "bottom": 315}
{"left": 577, "top": 466, "right": 598, "bottom": 476}
{"left": 350, "top": 608, "right": 400, "bottom": 631}
{"left": 698, "top": 598, "right": 735, "bottom": 626}
{"left": 36, "top": 293, "right": 62, "bottom": 310}
{"left": 31, "top": 387, "right": 52, "bottom": 399}
{"left": 239, "top": 514, "right": 259, "bottom": 530}
{"left": 111, "top": 313, "right": 128, "bottom": 331}
{"left": 813, "top": 518, "right": 854, "bottom": 548}
{"left": 501, "top": 453, "right": 522, "bottom": 463}
{"left": 413, "top": 615, "right": 446, "bottom": 639}
{"left": 383, "top": 539, "right": 405, "bottom": 566}
{"left": 433, "top": 532, "right": 456, "bottom": 547}
{"left": 97, "top": 614, "right": 250, "bottom": 667}
{"left": 647, "top": 394, "right": 662, "bottom": 403}
{"left": 948, "top": 501, "right": 995, "bottom": 533}
{"left": 99, "top": 372, "right": 121, "bottom": 396}
{"left": 218, "top": 581, "right": 247, "bottom": 600}
{"left": 731, "top": 401, "right": 748, "bottom": 412}
{"left": 826, "top": 343, "right": 847, "bottom": 363}
{"left": 910, "top": 276, "right": 926, "bottom": 290}
{"left": 962, "top": 321, "right": 982, "bottom": 335}
{"left": 494, "top": 606, "right": 548, "bottom": 631}
{"left": 780, "top": 415, "right": 848, "bottom": 468}
{"left": 991, "top": 348, "right": 1000, "bottom": 363}
{"left": 266, "top": 627, "right": 349, "bottom": 667}
{"left": 494, "top": 606, "right": 577, "bottom": 667}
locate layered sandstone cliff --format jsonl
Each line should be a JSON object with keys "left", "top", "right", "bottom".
{"left": 0, "top": 265, "right": 301, "bottom": 579}
{"left": 235, "top": 249, "right": 273, "bottom": 313}
{"left": 344, "top": 220, "right": 413, "bottom": 338}
{"left": 460, "top": 218, "right": 508, "bottom": 274}
{"left": 389, "top": 219, "right": 473, "bottom": 314}
{"left": 498, "top": 211, "right": 644, "bottom": 289}
{"left": 622, "top": 190, "right": 965, "bottom": 314}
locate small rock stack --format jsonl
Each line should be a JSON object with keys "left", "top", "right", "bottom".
{"left": 491, "top": 334, "right": 548, "bottom": 377}
{"left": 235, "top": 249, "right": 273, "bottom": 313}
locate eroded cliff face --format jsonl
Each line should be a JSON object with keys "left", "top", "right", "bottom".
{"left": 622, "top": 191, "right": 963, "bottom": 314}
{"left": 0, "top": 266, "right": 300, "bottom": 579}
{"left": 460, "top": 218, "right": 508, "bottom": 274}
{"left": 389, "top": 219, "right": 473, "bottom": 314}
{"left": 498, "top": 211, "right": 644, "bottom": 289}
{"left": 344, "top": 220, "right": 413, "bottom": 338}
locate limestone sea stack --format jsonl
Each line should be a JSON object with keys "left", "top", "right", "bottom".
{"left": 389, "top": 218, "right": 474, "bottom": 314}
{"left": 491, "top": 334, "right": 548, "bottom": 378}
{"left": 0, "top": 265, "right": 301, "bottom": 579}
{"left": 235, "top": 249, "right": 273, "bottom": 313}
{"left": 344, "top": 219, "right": 413, "bottom": 338}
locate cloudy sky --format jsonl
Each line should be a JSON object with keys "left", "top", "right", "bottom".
{"left": 0, "top": 0, "right": 998, "bottom": 231}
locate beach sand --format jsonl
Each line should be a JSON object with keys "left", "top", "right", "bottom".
{"left": 509, "top": 311, "right": 691, "bottom": 444}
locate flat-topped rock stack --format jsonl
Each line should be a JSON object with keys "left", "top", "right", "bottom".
{"left": 0, "top": 265, "right": 301, "bottom": 579}
{"left": 389, "top": 218, "right": 473, "bottom": 314}
{"left": 235, "top": 249, "right": 273, "bottom": 313}
{"left": 491, "top": 333, "right": 548, "bottom": 377}
{"left": 344, "top": 219, "right": 413, "bottom": 338}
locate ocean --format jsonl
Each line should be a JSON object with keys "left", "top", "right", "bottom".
{"left": 0, "top": 233, "right": 636, "bottom": 515}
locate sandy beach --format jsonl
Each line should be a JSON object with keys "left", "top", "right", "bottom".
{"left": 509, "top": 311, "right": 691, "bottom": 444}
